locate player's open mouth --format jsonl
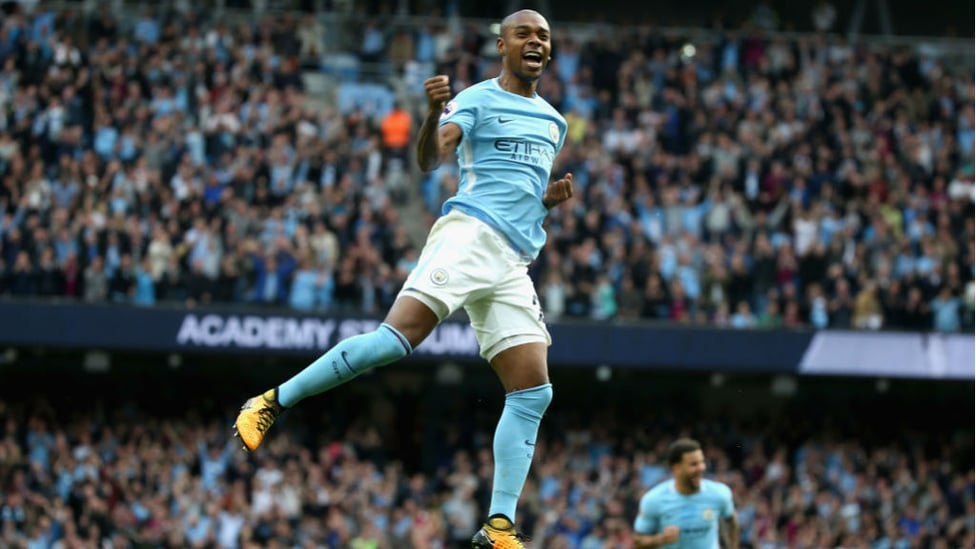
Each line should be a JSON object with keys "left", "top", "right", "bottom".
{"left": 522, "top": 51, "right": 544, "bottom": 69}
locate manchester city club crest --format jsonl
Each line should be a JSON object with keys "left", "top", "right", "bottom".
{"left": 702, "top": 508, "right": 714, "bottom": 521}
{"left": 430, "top": 268, "right": 449, "bottom": 286}
{"left": 549, "top": 121, "right": 559, "bottom": 143}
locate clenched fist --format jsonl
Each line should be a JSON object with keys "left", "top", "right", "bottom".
{"left": 543, "top": 173, "right": 574, "bottom": 209}
{"left": 424, "top": 75, "right": 452, "bottom": 114}
{"left": 660, "top": 525, "right": 680, "bottom": 544}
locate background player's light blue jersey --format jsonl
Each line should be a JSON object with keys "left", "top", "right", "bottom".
{"left": 438, "top": 78, "right": 567, "bottom": 259}
{"left": 634, "top": 478, "right": 735, "bottom": 549}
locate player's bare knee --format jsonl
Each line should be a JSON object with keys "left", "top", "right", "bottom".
{"left": 506, "top": 367, "right": 550, "bottom": 392}
{"left": 490, "top": 342, "right": 549, "bottom": 392}
{"left": 383, "top": 296, "right": 441, "bottom": 348}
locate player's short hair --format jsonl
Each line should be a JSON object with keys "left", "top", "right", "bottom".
{"left": 667, "top": 438, "right": 702, "bottom": 465}
{"left": 499, "top": 9, "right": 547, "bottom": 37}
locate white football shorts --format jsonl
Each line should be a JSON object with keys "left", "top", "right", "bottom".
{"left": 398, "top": 209, "right": 551, "bottom": 361}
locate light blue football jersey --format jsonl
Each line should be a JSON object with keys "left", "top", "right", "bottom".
{"left": 634, "top": 478, "right": 735, "bottom": 549}
{"left": 438, "top": 78, "right": 567, "bottom": 259}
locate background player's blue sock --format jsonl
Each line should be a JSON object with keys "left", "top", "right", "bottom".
{"left": 277, "top": 323, "right": 412, "bottom": 408}
{"left": 488, "top": 383, "right": 553, "bottom": 523}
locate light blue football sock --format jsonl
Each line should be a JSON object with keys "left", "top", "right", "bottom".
{"left": 277, "top": 323, "right": 412, "bottom": 408}
{"left": 488, "top": 383, "right": 553, "bottom": 522}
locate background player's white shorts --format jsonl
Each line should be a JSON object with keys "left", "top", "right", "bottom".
{"left": 398, "top": 210, "right": 551, "bottom": 362}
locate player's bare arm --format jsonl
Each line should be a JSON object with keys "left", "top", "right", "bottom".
{"left": 720, "top": 514, "right": 739, "bottom": 549}
{"left": 542, "top": 172, "right": 574, "bottom": 209}
{"left": 631, "top": 533, "right": 659, "bottom": 548}
{"left": 417, "top": 75, "right": 461, "bottom": 173}
{"left": 633, "top": 525, "right": 680, "bottom": 548}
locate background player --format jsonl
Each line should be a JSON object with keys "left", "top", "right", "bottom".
{"left": 634, "top": 438, "right": 740, "bottom": 548}
{"left": 235, "top": 9, "right": 572, "bottom": 549}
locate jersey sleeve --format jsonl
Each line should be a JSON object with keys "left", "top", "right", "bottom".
{"left": 438, "top": 89, "right": 478, "bottom": 136}
{"left": 556, "top": 117, "right": 568, "bottom": 154}
{"left": 633, "top": 490, "right": 661, "bottom": 534}
{"left": 718, "top": 482, "right": 735, "bottom": 519}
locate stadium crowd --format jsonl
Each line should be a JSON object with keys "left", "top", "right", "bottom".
{"left": 0, "top": 387, "right": 972, "bottom": 549}
{"left": 0, "top": 2, "right": 973, "bottom": 334}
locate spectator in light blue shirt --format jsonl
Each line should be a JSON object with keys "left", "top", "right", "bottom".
{"left": 133, "top": 8, "right": 160, "bottom": 45}
{"left": 51, "top": 177, "right": 78, "bottom": 209}
{"left": 555, "top": 39, "right": 580, "bottom": 84}
{"left": 930, "top": 288, "right": 960, "bottom": 332}
{"left": 133, "top": 258, "right": 156, "bottom": 306}
{"left": 360, "top": 21, "right": 385, "bottom": 63}
{"left": 676, "top": 252, "right": 701, "bottom": 300}
{"left": 52, "top": 228, "right": 77, "bottom": 267}
{"left": 93, "top": 121, "right": 119, "bottom": 160}
{"left": 289, "top": 259, "right": 335, "bottom": 312}
{"left": 658, "top": 236, "right": 679, "bottom": 281}
{"left": 731, "top": 301, "right": 757, "bottom": 328}
{"left": 197, "top": 440, "right": 234, "bottom": 493}
{"left": 184, "top": 512, "right": 212, "bottom": 547}
{"left": 289, "top": 271, "right": 318, "bottom": 311}
{"left": 150, "top": 87, "right": 176, "bottom": 118}
{"left": 415, "top": 24, "right": 435, "bottom": 63}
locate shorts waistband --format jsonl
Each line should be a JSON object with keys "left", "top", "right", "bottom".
{"left": 444, "top": 206, "right": 532, "bottom": 262}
